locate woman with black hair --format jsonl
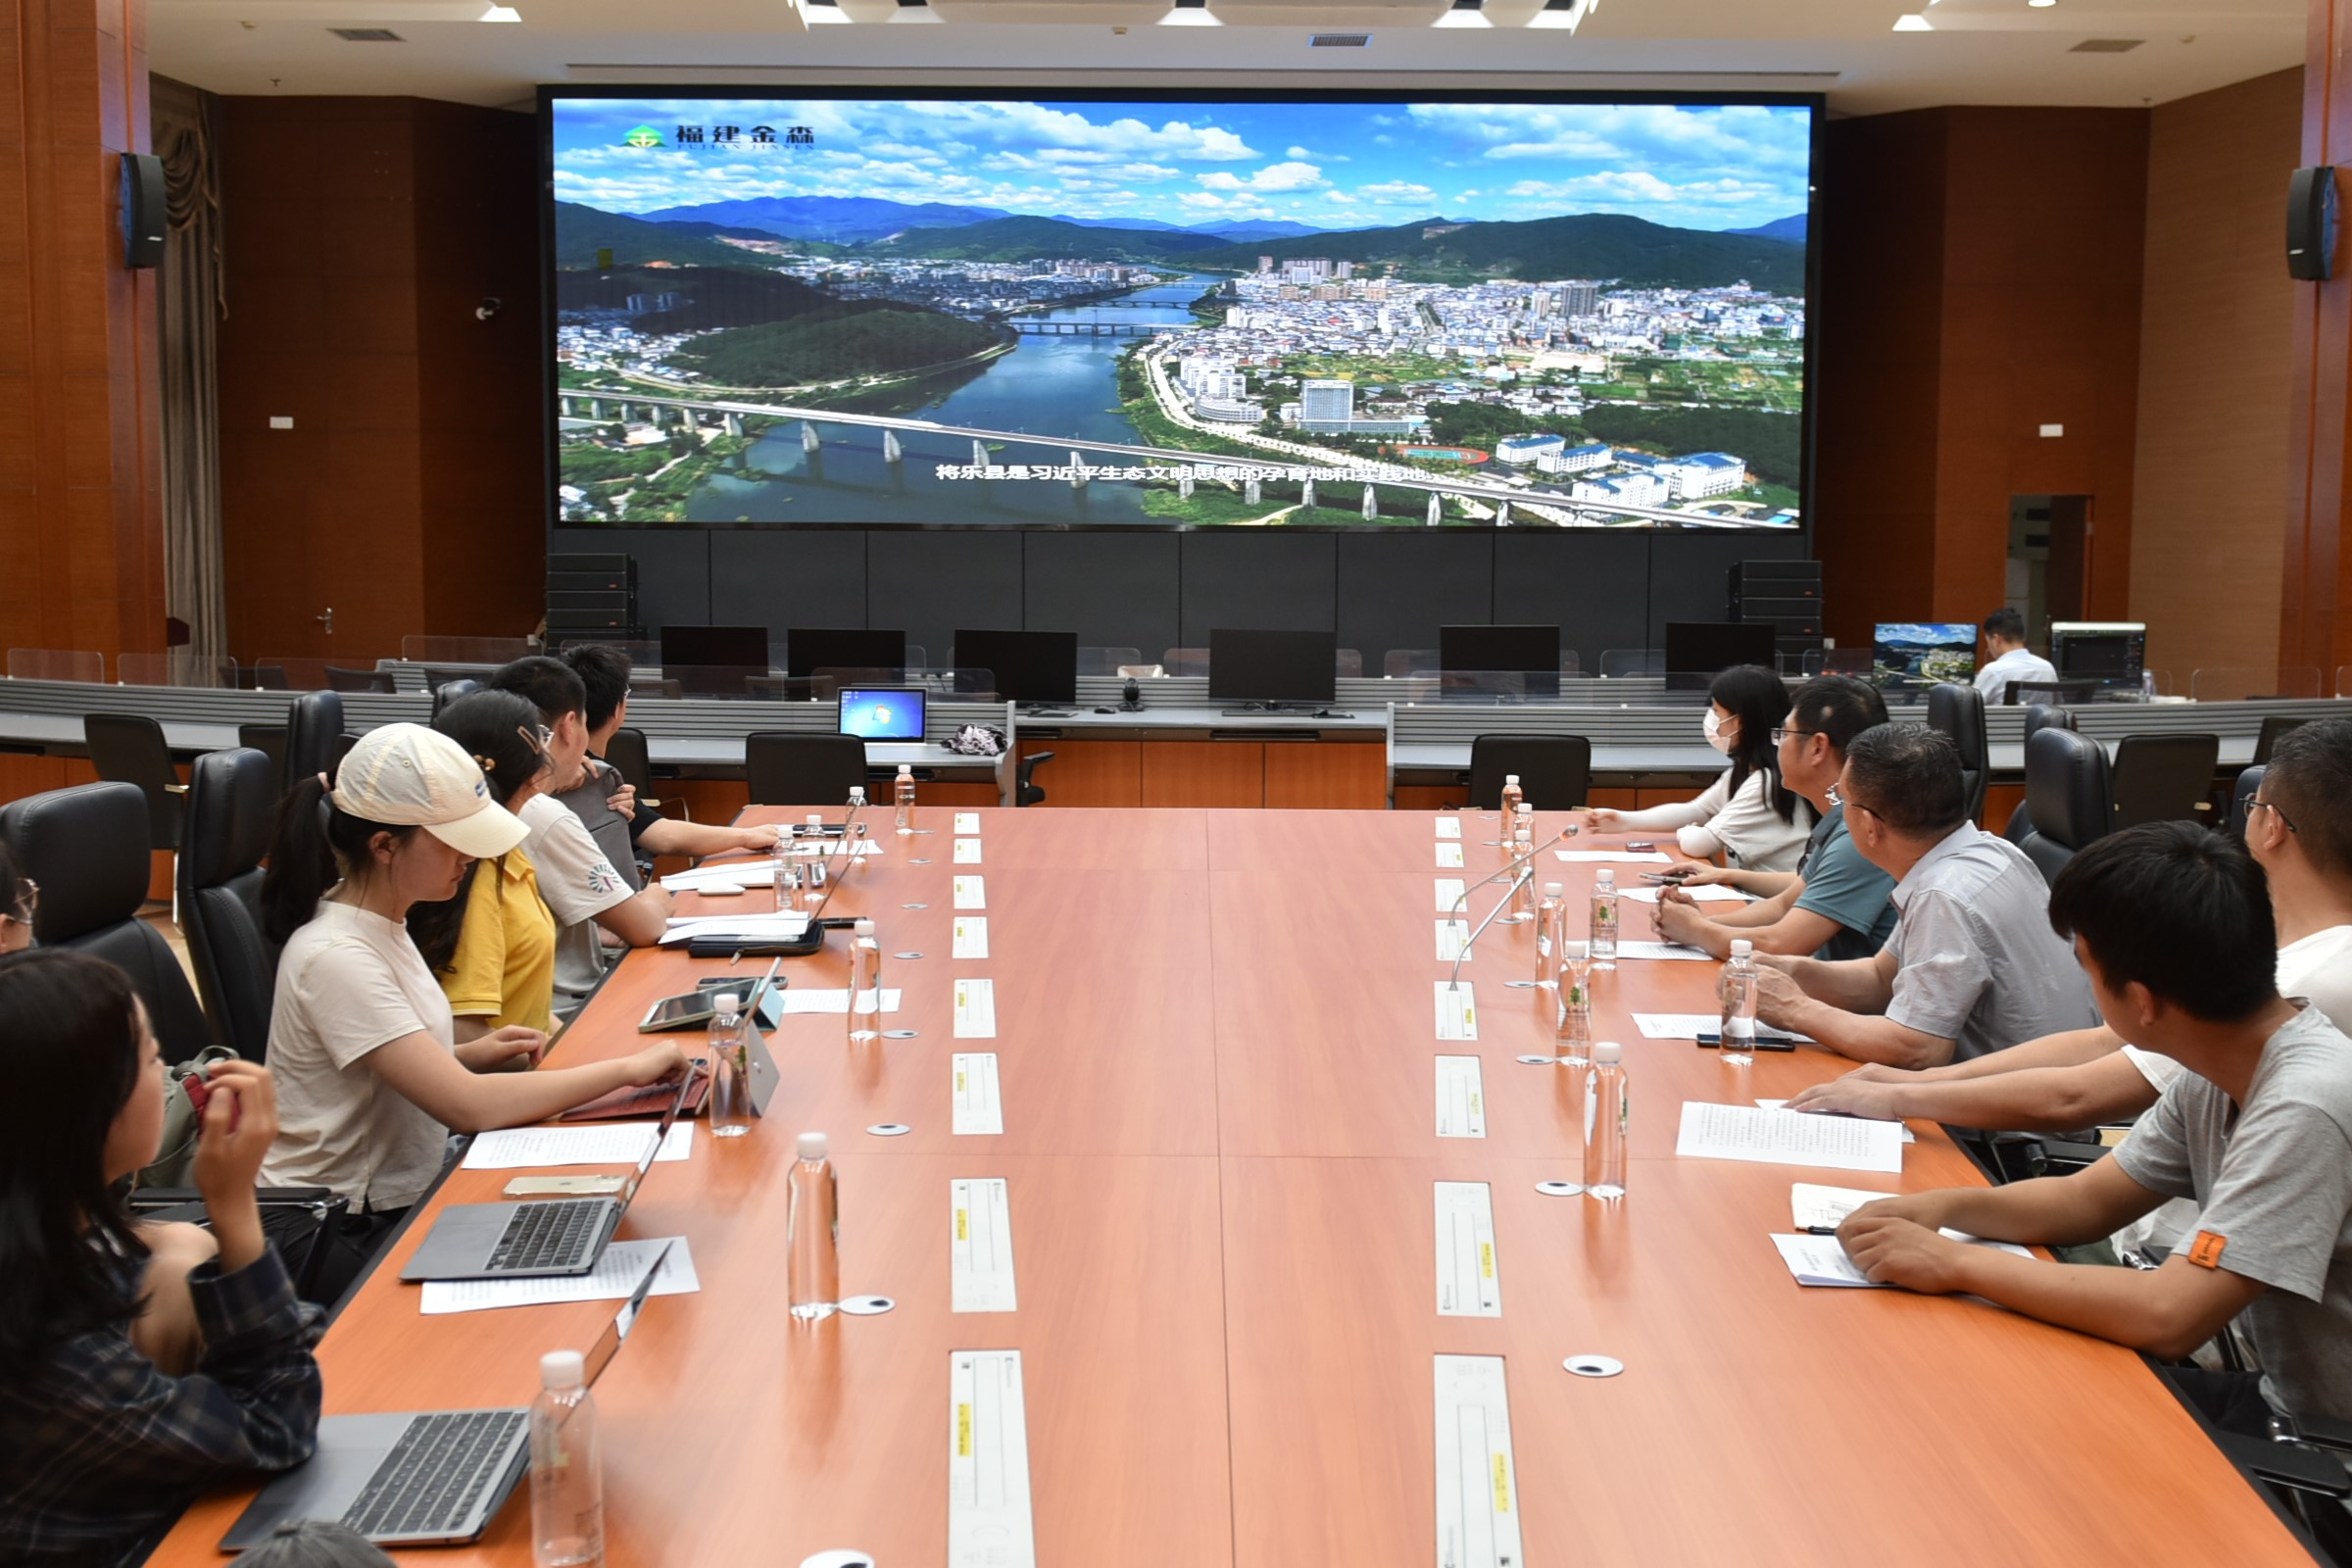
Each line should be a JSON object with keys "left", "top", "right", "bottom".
{"left": 410, "top": 689, "right": 561, "bottom": 1042}
{"left": 1587, "top": 663, "right": 1813, "bottom": 871}
{"left": 0, "top": 949, "right": 321, "bottom": 1566}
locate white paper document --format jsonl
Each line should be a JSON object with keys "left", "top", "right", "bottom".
{"left": 1435, "top": 981, "right": 1479, "bottom": 1042}
{"left": 955, "top": 978, "right": 999, "bottom": 1039}
{"left": 1433, "top": 1354, "right": 1524, "bottom": 1568}
{"left": 955, "top": 838, "right": 984, "bottom": 864}
{"left": 952, "top": 1178, "right": 1018, "bottom": 1313}
{"left": 1555, "top": 850, "right": 1674, "bottom": 864}
{"left": 1435, "top": 878, "right": 1467, "bottom": 912}
{"left": 954, "top": 1054, "right": 1004, "bottom": 1136}
{"left": 1621, "top": 883, "right": 1751, "bottom": 905}
{"left": 1436, "top": 918, "right": 1471, "bottom": 962}
{"left": 419, "top": 1238, "right": 700, "bottom": 1315}
{"left": 1676, "top": 1102, "right": 1904, "bottom": 1174}
{"left": 657, "top": 913, "right": 809, "bottom": 947}
{"left": 1758, "top": 1100, "right": 1915, "bottom": 1144}
{"left": 772, "top": 988, "right": 905, "bottom": 1015}
{"left": 954, "top": 916, "right": 991, "bottom": 959}
{"left": 662, "top": 858, "right": 780, "bottom": 892}
{"left": 1435, "top": 1054, "right": 1488, "bottom": 1139}
{"left": 1633, "top": 1012, "right": 1814, "bottom": 1045}
{"left": 1613, "top": 940, "right": 1714, "bottom": 962}
{"left": 1790, "top": 1182, "right": 1903, "bottom": 1231}
{"left": 1771, "top": 1230, "right": 2034, "bottom": 1288}
{"left": 955, "top": 811, "right": 982, "bottom": 835}
{"left": 954, "top": 876, "right": 987, "bottom": 910}
{"left": 949, "top": 1349, "right": 1036, "bottom": 1568}
{"left": 1434, "top": 1181, "right": 1502, "bottom": 1317}
{"left": 462, "top": 1122, "right": 691, "bottom": 1171}
{"left": 783, "top": 839, "right": 883, "bottom": 859}
{"left": 1435, "top": 817, "right": 1462, "bottom": 840}
{"left": 1436, "top": 842, "right": 1465, "bottom": 869}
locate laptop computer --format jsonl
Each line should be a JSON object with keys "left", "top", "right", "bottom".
{"left": 400, "top": 1074, "right": 690, "bottom": 1283}
{"left": 221, "top": 1242, "right": 671, "bottom": 1549}
{"left": 836, "top": 685, "right": 925, "bottom": 741}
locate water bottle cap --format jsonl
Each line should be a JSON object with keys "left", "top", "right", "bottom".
{"left": 807, "top": 813, "right": 823, "bottom": 826}
{"left": 1505, "top": 773, "right": 1520, "bottom": 784}
{"left": 797, "top": 1131, "right": 829, "bottom": 1162}
{"left": 850, "top": 787, "right": 866, "bottom": 802}
{"left": 1543, "top": 881, "right": 1563, "bottom": 897}
{"left": 898, "top": 763, "right": 912, "bottom": 775}
{"left": 854, "top": 918, "right": 875, "bottom": 936}
{"left": 1561, "top": 939, "right": 1588, "bottom": 958}
{"left": 1596, "top": 868, "right": 1615, "bottom": 885}
{"left": 1730, "top": 939, "right": 1752, "bottom": 957}
{"left": 713, "top": 993, "right": 741, "bottom": 1013}
{"left": 1592, "top": 1039, "right": 1623, "bottom": 1064}
{"left": 541, "top": 1349, "right": 585, "bottom": 1390}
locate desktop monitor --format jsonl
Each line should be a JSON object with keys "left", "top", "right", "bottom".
{"left": 837, "top": 687, "right": 926, "bottom": 741}
{"left": 658, "top": 624, "right": 768, "bottom": 695}
{"left": 2049, "top": 621, "right": 2147, "bottom": 688}
{"left": 1206, "top": 629, "right": 1338, "bottom": 708}
{"left": 1439, "top": 624, "right": 1562, "bottom": 701}
{"left": 1871, "top": 623, "right": 1978, "bottom": 687}
{"left": 1662, "top": 622, "right": 1778, "bottom": 690}
{"left": 954, "top": 629, "right": 1078, "bottom": 707}
{"left": 788, "top": 628, "right": 906, "bottom": 679}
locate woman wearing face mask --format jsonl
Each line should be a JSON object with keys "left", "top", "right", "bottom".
{"left": 258, "top": 724, "right": 688, "bottom": 1300}
{"left": 1586, "top": 663, "right": 1813, "bottom": 871}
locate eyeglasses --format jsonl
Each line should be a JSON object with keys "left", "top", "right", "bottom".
{"left": 1771, "top": 727, "right": 1823, "bottom": 747}
{"left": 2252, "top": 797, "right": 2299, "bottom": 835}
{"left": 1826, "top": 781, "right": 1880, "bottom": 820}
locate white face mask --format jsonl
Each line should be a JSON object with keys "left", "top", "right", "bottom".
{"left": 1703, "top": 708, "right": 1737, "bottom": 755}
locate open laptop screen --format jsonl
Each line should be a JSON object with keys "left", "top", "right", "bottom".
{"left": 838, "top": 686, "right": 925, "bottom": 740}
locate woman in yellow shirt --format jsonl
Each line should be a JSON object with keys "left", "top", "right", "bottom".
{"left": 408, "top": 690, "right": 560, "bottom": 1040}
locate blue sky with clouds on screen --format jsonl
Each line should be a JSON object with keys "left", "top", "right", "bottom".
{"left": 552, "top": 98, "right": 1814, "bottom": 232}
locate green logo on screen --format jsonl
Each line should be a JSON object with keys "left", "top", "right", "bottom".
{"left": 622, "top": 125, "right": 663, "bottom": 148}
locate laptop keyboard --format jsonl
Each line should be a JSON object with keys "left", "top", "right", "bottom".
{"left": 341, "top": 1409, "right": 527, "bottom": 1541}
{"left": 489, "top": 1199, "right": 604, "bottom": 1272}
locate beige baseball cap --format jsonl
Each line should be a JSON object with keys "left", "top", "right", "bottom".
{"left": 329, "top": 723, "right": 530, "bottom": 859}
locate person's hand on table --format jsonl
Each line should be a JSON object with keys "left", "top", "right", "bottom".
{"left": 1839, "top": 1062, "right": 1909, "bottom": 1085}
{"left": 1838, "top": 1207, "right": 1970, "bottom": 1293}
{"left": 1583, "top": 807, "right": 1623, "bottom": 832}
{"left": 1653, "top": 891, "right": 1707, "bottom": 947}
{"left": 625, "top": 1042, "right": 692, "bottom": 1086}
{"left": 1784, "top": 1075, "right": 1900, "bottom": 1121}
{"left": 458, "top": 1025, "right": 549, "bottom": 1073}
{"left": 1672, "top": 863, "right": 1738, "bottom": 887}
{"left": 1750, "top": 960, "right": 1809, "bottom": 1027}
{"left": 731, "top": 824, "right": 784, "bottom": 854}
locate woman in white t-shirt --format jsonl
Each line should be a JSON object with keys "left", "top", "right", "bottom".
{"left": 257, "top": 724, "right": 686, "bottom": 1298}
{"left": 1586, "top": 663, "right": 1814, "bottom": 871}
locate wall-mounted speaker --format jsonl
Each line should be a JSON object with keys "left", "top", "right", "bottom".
{"left": 120, "top": 152, "right": 164, "bottom": 270}
{"left": 2288, "top": 165, "right": 2338, "bottom": 281}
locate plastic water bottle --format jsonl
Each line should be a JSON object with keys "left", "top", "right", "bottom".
{"left": 1583, "top": 1040, "right": 1628, "bottom": 1200}
{"left": 1507, "top": 807, "right": 1539, "bottom": 919}
{"left": 803, "top": 811, "right": 828, "bottom": 895}
{"left": 1499, "top": 771, "right": 1524, "bottom": 820}
{"left": 1589, "top": 868, "right": 1619, "bottom": 971}
{"left": 788, "top": 1132, "right": 840, "bottom": 1321}
{"left": 1719, "top": 938, "right": 1759, "bottom": 1067}
{"left": 1534, "top": 882, "right": 1564, "bottom": 989}
{"left": 529, "top": 1350, "right": 602, "bottom": 1567}
{"left": 1555, "top": 940, "right": 1592, "bottom": 1066}
{"left": 848, "top": 918, "right": 882, "bottom": 1044}
{"left": 707, "top": 994, "right": 752, "bottom": 1138}
{"left": 894, "top": 764, "right": 916, "bottom": 835}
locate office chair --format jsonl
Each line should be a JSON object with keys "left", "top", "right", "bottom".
{"left": 2253, "top": 714, "right": 2308, "bottom": 768}
{"left": 2004, "top": 706, "right": 2082, "bottom": 843}
{"left": 83, "top": 712, "right": 186, "bottom": 855}
{"left": 236, "top": 723, "right": 289, "bottom": 797}
{"left": 284, "top": 690, "right": 345, "bottom": 786}
{"left": 429, "top": 677, "right": 482, "bottom": 717}
{"left": 606, "top": 726, "right": 655, "bottom": 798}
{"left": 745, "top": 733, "right": 868, "bottom": 807}
{"left": 1385, "top": 649, "right": 1438, "bottom": 678}
{"left": 2109, "top": 733, "right": 2221, "bottom": 830}
{"left": 1465, "top": 735, "right": 1593, "bottom": 812}
{"left": 238, "top": 662, "right": 291, "bottom": 691}
{"left": 1925, "top": 684, "right": 1988, "bottom": 825}
{"left": 176, "top": 748, "right": 282, "bottom": 1059}
{"left": 1016, "top": 751, "right": 1055, "bottom": 807}
{"left": 1161, "top": 647, "right": 1209, "bottom": 678}
{"left": 2229, "top": 765, "right": 2267, "bottom": 840}
{"left": 1335, "top": 649, "right": 1364, "bottom": 679}
{"left": 630, "top": 676, "right": 684, "bottom": 700}
{"left": 2009, "top": 679, "right": 2098, "bottom": 706}
{"left": 325, "top": 664, "right": 396, "bottom": 694}
{"left": 2016, "top": 727, "right": 2113, "bottom": 885}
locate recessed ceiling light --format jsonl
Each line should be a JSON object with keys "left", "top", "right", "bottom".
{"left": 1160, "top": 0, "right": 1220, "bottom": 24}
{"left": 1433, "top": 0, "right": 1491, "bottom": 27}
{"left": 889, "top": 0, "right": 941, "bottom": 21}
{"left": 1525, "top": 0, "right": 1585, "bottom": 28}
{"left": 1891, "top": 12, "right": 1933, "bottom": 29}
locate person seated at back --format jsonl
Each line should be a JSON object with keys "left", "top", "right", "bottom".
{"left": 1749, "top": 721, "right": 2099, "bottom": 1066}
{"left": 1585, "top": 663, "right": 1814, "bottom": 872}
{"left": 557, "top": 643, "right": 782, "bottom": 887}
{"left": 485, "top": 657, "right": 674, "bottom": 1016}
{"left": 1838, "top": 821, "right": 2352, "bottom": 1433}
{"left": 408, "top": 690, "right": 562, "bottom": 1041}
{"left": 0, "top": 838, "right": 31, "bottom": 955}
{"left": 1973, "top": 607, "right": 2056, "bottom": 705}
{"left": 1651, "top": 674, "right": 1895, "bottom": 961}
{"left": 0, "top": 949, "right": 321, "bottom": 1567}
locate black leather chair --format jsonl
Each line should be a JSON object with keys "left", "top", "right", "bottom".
{"left": 325, "top": 664, "right": 396, "bottom": 694}
{"left": 2230, "top": 764, "right": 2267, "bottom": 840}
{"left": 176, "top": 748, "right": 282, "bottom": 1059}
{"left": 2017, "top": 727, "right": 2113, "bottom": 885}
{"left": 1016, "top": 751, "right": 1056, "bottom": 807}
{"left": 2110, "top": 733, "right": 2221, "bottom": 830}
{"left": 1466, "top": 735, "right": 1592, "bottom": 811}
{"left": 1926, "top": 684, "right": 1988, "bottom": 825}
{"left": 285, "top": 690, "right": 345, "bottom": 786}
{"left": 430, "top": 677, "right": 483, "bottom": 717}
{"left": 83, "top": 712, "right": 185, "bottom": 854}
{"left": 2253, "top": 714, "right": 2308, "bottom": 768}
{"left": 236, "top": 723, "right": 289, "bottom": 796}
{"left": 606, "top": 726, "right": 654, "bottom": 798}
{"left": 746, "top": 734, "right": 868, "bottom": 807}
{"left": 2006, "top": 706, "right": 2081, "bottom": 843}
{"left": 2010, "top": 679, "right": 2099, "bottom": 706}
{"left": 0, "top": 782, "right": 212, "bottom": 1059}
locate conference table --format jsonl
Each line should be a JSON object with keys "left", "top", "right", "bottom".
{"left": 149, "top": 807, "right": 2317, "bottom": 1566}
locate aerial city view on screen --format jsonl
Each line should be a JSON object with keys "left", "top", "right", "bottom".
{"left": 549, "top": 96, "right": 1813, "bottom": 528}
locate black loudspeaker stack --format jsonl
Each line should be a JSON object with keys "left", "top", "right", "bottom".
{"left": 120, "top": 153, "right": 165, "bottom": 270}
{"left": 546, "top": 553, "right": 640, "bottom": 643}
{"left": 1727, "top": 559, "right": 1824, "bottom": 674}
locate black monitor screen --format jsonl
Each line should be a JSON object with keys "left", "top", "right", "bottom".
{"left": 954, "top": 629, "right": 1078, "bottom": 706}
{"left": 1663, "top": 621, "right": 1777, "bottom": 687}
{"left": 1208, "top": 629, "right": 1338, "bottom": 706}
{"left": 1440, "top": 624, "right": 1561, "bottom": 700}
{"left": 787, "top": 628, "right": 906, "bottom": 678}
{"left": 2053, "top": 630, "right": 2143, "bottom": 682}
{"left": 660, "top": 625, "right": 768, "bottom": 692}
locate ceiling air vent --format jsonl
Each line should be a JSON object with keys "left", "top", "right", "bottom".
{"left": 329, "top": 26, "right": 405, "bottom": 40}
{"left": 2068, "top": 38, "right": 2143, "bottom": 53}
{"left": 1310, "top": 32, "right": 1371, "bottom": 47}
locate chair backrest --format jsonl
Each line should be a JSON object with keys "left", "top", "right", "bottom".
{"left": 744, "top": 734, "right": 869, "bottom": 807}
{"left": 1162, "top": 647, "right": 1209, "bottom": 678}
{"left": 176, "top": 749, "right": 282, "bottom": 1058}
{"left": 606, "top": 727, "right": 654, "bottom": 797}
{"left": 2022, "top": 705, "right": 2078, "bottom": 741}
{"left": 284, "top": 690, "right": 346, "bottom": 786}
{"left": 429, "top": 677, "right": 483, "bottom": 717}
{"left": 325, "top": 664, "right": 396, "bottom": 694}
{"left": 0, "top": 783, "right": 213, "bottom": 1060}
{"left": 236, "top": 724, "right": 289, "bottom": 798}
{"left": 1924, "top": 683, "right": 1988, "bottom": 825}
{"left": 1335, "top": 649, "right": 1363, "bottom": 679}
{"left": 1077, "top": 646, "right": 1140, "bottom": 677}
{"left": 2253, "top": 714, "right": 2307, "bottom": 768}
{"left": 82, "top": 712, "right": 183, "bottom": 852}
{"left": 1385, "top": 649, "right": 1438, "bottom": 678}
{"left": 2019, "top": 727, "right": 2113, "bottom": 885}
{"left": 2110, "top": 733, "right": 2222, "bottom": 830}
{"left": 1467, "top": 734, "right": 1593, "bottom": 812}
{"left": 2230, "top": 764, "right": 2268, "bottom": 840}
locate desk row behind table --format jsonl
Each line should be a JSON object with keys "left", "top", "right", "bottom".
{"left": 145, "top": 806, "right": 2312, "bottom": 1566}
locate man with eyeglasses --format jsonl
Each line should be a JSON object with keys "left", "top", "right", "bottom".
{"left": 1747, "top": 721, "right": 2098, "bottom": 1067}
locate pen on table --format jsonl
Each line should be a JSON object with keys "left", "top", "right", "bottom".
{"left": 1804, "top": 1225, "right": 1840, "bottom": 1236}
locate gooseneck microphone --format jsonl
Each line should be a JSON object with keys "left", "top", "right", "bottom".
{"left": 1446, "top": 822, "right": 1579, "bottom": 990}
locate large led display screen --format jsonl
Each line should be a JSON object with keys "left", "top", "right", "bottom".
{"left": 545, "top": 91, "right": 1818, "bottom": 530}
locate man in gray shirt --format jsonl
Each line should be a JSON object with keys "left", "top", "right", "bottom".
{"left": 1838, "top": 822, "right": 2352, "bottom": 1431}
{"left": 1753, "top": 722, "right": 2098, "bottom": 1067}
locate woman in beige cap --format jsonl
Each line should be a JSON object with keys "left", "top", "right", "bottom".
{"left": 256, "top": 723, "right": 687, "bottom": 1299}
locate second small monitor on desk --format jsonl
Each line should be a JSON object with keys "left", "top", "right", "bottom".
{"left": 1209, "top": 628, "right": 1345, "bottom": 715}
{"left": 954, "top": 628, "right": 1078, "bottom": 712}
{"left": 1439, "top": 624, "right": 1561, "bottom": 700}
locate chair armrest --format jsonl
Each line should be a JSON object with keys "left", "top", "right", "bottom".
{"left": 2291, "top": 1411, "right": 2352, "bottom": 1454}
{"left": 2218, "top": 1432, "right": 2352, "bottom": 1498}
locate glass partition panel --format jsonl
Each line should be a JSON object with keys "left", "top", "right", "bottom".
{"left": 1433, "top": 668, "right": 1570, "bottom": 703}
{"left": 1161, "top": 647, "right": 1209, "bottom": 678}
{"left": 2189, "top": 666, "right": 2324, "bottom": 703}
{"left": 1384, "top": 649, "right": 1438, "bottom": 679}
{"left": 2340, "top": 665, "right": 2352, "bottom": 698}
{"left": 399, "top": 635, "right": 532, "bottom": 664}
{"left": 259, "top": 657, "right": 335, "bottom": 691}
{"left": 1598, "top": 648, "right": 1663, "bottom": 678}
{"left": 116, "top": 652, "right": 235, "bottom": 688}
{"left": 1078, "top": 646, "right": 1140, "bottom": 676}
{"left": 6, "top": 648, "right": 104, "bottom": 682}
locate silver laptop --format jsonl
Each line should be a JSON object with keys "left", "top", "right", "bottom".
{"left": 400, "top": 1074, "right": 690, "bottom": 1283}
{"left": 221, "top": 1242, "right": 671, "bottom": 1550}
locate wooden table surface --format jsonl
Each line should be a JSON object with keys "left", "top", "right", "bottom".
{"left": 148, "top": 807, "right": 2316, "bottom": 1566}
